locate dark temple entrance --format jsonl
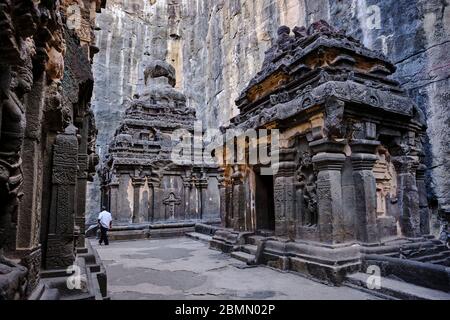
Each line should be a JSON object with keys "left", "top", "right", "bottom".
{"left": 255, "top": 171, "right": 275, "bottom": 232}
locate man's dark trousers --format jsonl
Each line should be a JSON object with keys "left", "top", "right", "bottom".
{"left": 99, "top": 226, "right": 109, "bottom": 245}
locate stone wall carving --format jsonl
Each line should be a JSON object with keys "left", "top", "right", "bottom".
{"left": 296, "top": 150, "right": 318, "bottom": 227}
{"left": 218, "top": 21, "right": 428, "bottom": 244}
{"left": 0, "top": 0, "right": 105, "bottom": 299}
{"left": 373, "top": 146, "right": 398, "bottom": 217}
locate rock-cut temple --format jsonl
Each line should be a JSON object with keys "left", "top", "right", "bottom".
{"left": 0, "top": 0, "right": 449, "bottom": 300}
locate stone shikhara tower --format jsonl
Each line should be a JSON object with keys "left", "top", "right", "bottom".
{"left": 101, "top": 59, "right": 220, "bottom": 231}
{"left": 211, "top": 21, "right": 449, "bottom": 284}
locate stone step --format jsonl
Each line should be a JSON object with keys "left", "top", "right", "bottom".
{"left": 247, "top": 235, "right": 265, "bottom": 246}
{"left": 406, "top": 245, "right": 448, "bottom": 259}
{"left": 257, "top": 230, "right": 275, "bottom": 237}
{"left": 185, "top": 232, "right": 213, "bottom": 243}
{"left": 345, "top": 272, "right": 450, "bottom": 300}
{"left": 428, "top": 257, "right": 450, "bottom": 266}
{"left": 413, "top": 251, "right": 450, "bottom": 263}
{"left": 108, "top": 230, "right": 148, "bottom": 241}
{"left": 231, "top": 251, "right": 255, "bottom": 264}
{"left": 40, "top": 287, "right": 61, "bottom": 300}
{"left": 241, "top": 244, "right": 257, "bottom": 255}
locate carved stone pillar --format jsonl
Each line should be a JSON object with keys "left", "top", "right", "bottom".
{"left": 74, "top": 114, "right": 90, "bottom": 248}
{"left": 231, "top": 165, "right": 245, "bottom": 231}
{"left": 272, "top": 148, "right": 296, "bottom": 238}
{"left": 416, "top": 164, "right": 430, "bottom": 235}
{"left": 310, "top": 139, "right": 346, "bottom": 244}
{"left": 132, "top": 178, "right": 144, "bottom": 223}
{"left": 152, "top": 181, "right": 162, "bottom": 222}
{"left": 147, "top": 182, "right": 155, "bottom": 222}
{"left": 45, "top": 125, "right": 78, "bottom": 270}
{"left": 198, "top": 177, "right": 209, "bottom": 220}
{"left": 182, "top": 176, "right": 191, "bottom": 220}
{"left": 350, "top": 139, "right": 380, "bottom": 244}
{"left": 217, "top": 168, "right": 229, "bottom": 227}
{"left": 393, "top": 156, "right": 421, "bottom": 237}
{"left": 109, "top": 179, "right": 119, "bottom": 221}
{"left": 14, "top": 72, "right": 46, "bottom": 292}
{"left": 75, "top": 153, "right": 88, "bottom": 248}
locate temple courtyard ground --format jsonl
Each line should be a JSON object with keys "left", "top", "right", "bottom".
{"left": 91, "top": 237, "right": 380, "bottom": 300}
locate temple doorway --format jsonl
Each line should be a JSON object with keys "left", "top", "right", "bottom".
{"left": 254, "top": 171, "right": 275, "bottom": 232}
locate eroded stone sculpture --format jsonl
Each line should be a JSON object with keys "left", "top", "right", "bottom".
{"left": 0, "top": 0, "right": 105, "bottom": 300}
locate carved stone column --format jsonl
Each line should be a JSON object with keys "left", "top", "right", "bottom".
{"left": 152, "top": 181, "right": 162, "bottom": 222}
{"left": 14, "top": 73, "right": 46, "bottom": 292}
{"left": 217, "top": 168, "right": 229, "bottom": 227}
{"left": 350, "top": 139, "right": 380, "bottom": 244}
{"left": 147, "top": 182, "right": 155, "bottom": 222}
{"left": 231, "top": 165, "right": 245, "bottom": 231}
{"left": 75, "top": 153, "right": 88, "bottom": 247}
{"left": 44, "top": 125, "right": 78, "bottom": 270}
{"left": 74, "top": 114, "right": 90, "bottom": 248}
{"left": 393, "top": 156, "right": 421, "bottom": 237}
{"left": 310, "top": 139, "right": 346, "bottom": 244}
{"left": 108, "top": 179, "right": 119, "bottom": 221}
{"left": 182, "top": 177, "right": 191, "bottom": 220}
{"left": 416, "top": 164, "right": 430, "bottom": 235}
{"left": 132, "top": 177, "right": 144, "bottom": 223}
{"left": 198, "top": 177, "right": 209, "bottom": 221}
{"left": 272, "top": 148, "right": 296, "bottom": 238}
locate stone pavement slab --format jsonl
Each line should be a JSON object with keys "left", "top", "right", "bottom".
{"left": 91, "top": 238, "right": 380, "bottom": 300}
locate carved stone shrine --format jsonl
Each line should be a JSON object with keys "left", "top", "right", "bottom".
{"left": 100, "top": 59, "right": 220, "bottom": 235}
{"left": 211, "top": 21, "right": 450, "bottom": 286}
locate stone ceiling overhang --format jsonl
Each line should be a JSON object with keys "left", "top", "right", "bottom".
{"left": 230, "top": 80, "right": 417, "bottom": 133}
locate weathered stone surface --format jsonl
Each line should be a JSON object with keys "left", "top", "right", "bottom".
{"left": 89, "top": 0, "right": 450, "bottom": 224}
{"left": 207, "top": 20, "right": 449, "bottom": 288}
{"left": 0, "top": 0, "right": 106, "bottom": 299}
{"left": 100, "top": 59, "right": 220, "bottom": 226}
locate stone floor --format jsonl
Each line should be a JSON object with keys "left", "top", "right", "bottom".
{"left": 91, "top": 237, "right": 380, "bottom": 300}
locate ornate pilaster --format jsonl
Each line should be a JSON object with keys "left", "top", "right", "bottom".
{"left": 75, "top": 153, "right": 88, "bottom": 247}
{"left": 45, "top": 125, "right": 78, "bottom": 270}
{"left": 310, "top": 139, "right": 346, "bottom": 244}
{"left": 350, "top": 139, "right": 380, "bottom": 244}
{"left": 108, "top": 176, "right": 120, "bottom": 221}
{"left": 272, "top": 148, "right": 296, "bottom": 238}
{"left": 217, "top": 168, "right": 230, "bottom": 227}
{"left": 147, "top": 181, "right": 155, "bottom": 222}
{"left": 132, "top": 177, "right": 145, "bottom": 223}
{"left": 197, "top": 176, "right": 209, "bottom": 220}
{"left": 151, "top": 179, "right": 163, "bottom": 222}
{"left": 231, "top": 165, "right": 245, "bottom": 231}
{"left": 182, "top": 174, "right": 191, "bottom": 220}
{"left": 393, "top": 155, "right": 421, "bottom": 237}
{"left": 416, "top": 164, "right": 430, "bottom": 235}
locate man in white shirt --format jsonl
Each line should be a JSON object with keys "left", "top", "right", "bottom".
{"left": 97, "top": 206, "right": 112, "bottom": 245}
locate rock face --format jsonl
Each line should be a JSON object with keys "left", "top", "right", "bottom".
{"left": 89, "top": 0, "right": 449, "bottom": 221}
{"left": 100, "top": 59, "right": 220, "bottom": 225}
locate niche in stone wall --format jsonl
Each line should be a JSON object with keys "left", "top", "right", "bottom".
{"left": 295, "top": 137, "right": 318, "bottom": 228}
{"left": 373, "top": 145, "right": 398, "bottom": 217}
